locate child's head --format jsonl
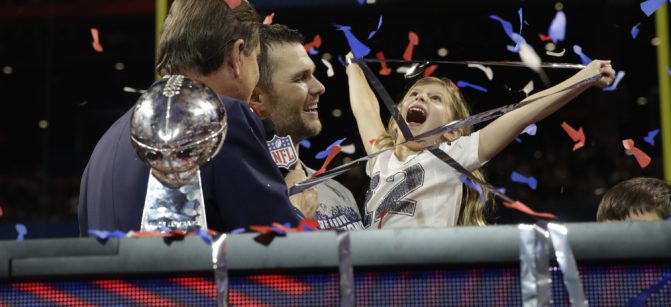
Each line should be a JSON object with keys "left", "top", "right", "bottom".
{"left": 385, "top": 77, "right": 473, "bottom": 146}
{"left": 596, "top": 177, "right": 671, "bottom": 221}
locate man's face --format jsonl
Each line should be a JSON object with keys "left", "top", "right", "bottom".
{"left": 260, "top": 43, "right": 325, "bottom": 142}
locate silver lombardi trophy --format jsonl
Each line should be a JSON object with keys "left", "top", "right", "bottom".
{"left": 130, "top": 75, "right": 227, "bottom": 232}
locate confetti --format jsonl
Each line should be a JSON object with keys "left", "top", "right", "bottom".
{"left": 298, "top": 218, "right": 319, "bottom": 231}
{"left": 667, "top": 67, "right": 671, "bottom": 76}
{"left": 321, "top": 58, "right": 335, "bottom": 77}
{"left": 459, "top": 175, "right": 486, "bottom": 208}
{"left": 314, "top": 146, "right": 342, "bottom": 177}
{"left": 518, "top": 43, "right": 542, "bottom": 72}
{"left": 230, "top": 227, "right": 246, "bottom": 234}
{"left": 623, "top": 139, "right": 652, "bottom": 168}
{"left": 603, "top": 71, "right": 626, "bottom": 91}
{"left": 643, "top": 129, "right": 660, "bottom": 146}
{"left": 522, "top": 80, "right": 534, "bottom": 96}
{"left": 538, "top": 33, "right": 553, "bottom": 42}
{"left": 367, "top": 15, "right": 383, "bottom": 39}
{"left": 16, "top": 224, "right": 27, "bottom": 241}
{"left": 0, "top": 206, "right": 3, "bottom": 217}
{"left": 316, "top": 138, "right": 346, "bottom": 159}
{"left": 546, "top": 49, "right": 566, "bottom": 57}
{"left": 516, "top": 123, "right": 538, "bottom": 142}
{"left": 378, "top": 209, "right": 388, "bottom": 229}
{"left": 196, "top": 228, "right": 212, "bottom": 245}
{"left": 518, "top": 8, "right": 524, "bottom": 34}
{"left": 303, "top": 34, "right": 322, "bottom": 53}
{"left": 548, "top": 11, "right": 567, "bottom": 43}
{"left": 631, "top": 22, "right": 641, "bottom": 39}
{"left": 402, "top": 32, "right": 419, "bottom": 61}
{"left": 263, "top": 12, "right": 275, "bottom": 25}
{"left": 467, "top": 64, "right": 494, "bottom": 80}
{"left": 560, "top": 121, "right": 586, "bottom": 151}
{"left": 375, "top": 51, "right": 392, "bottom": 76}
{"left": 503, "top": 201, "right": 556, "bottom": 219}
{"left": 123, "top": 86, "right": 146, "bottom": 93}
{"left": 422, "top": 64, "right": 438, "bottom": 77}
{"left": 490, "top": 15, "right": 527, "bottom": 52}
{"left": 456, "top": 80, "right": 488, "bottom": 93}
{"left": 224, "top": 0, "right": 241, "bottom": 10}
{"left": 90, "top": 28, "right": 103, "bottom": 53}
{"left": 88, "top": 229, "right": 126, "bottom": 240}
{"left": 340, "top": 144, "right": 356, "bottom": 154}
{"left": 640, "top": 0, "right": 666, "bottom": 17}
{"left": 511, "top": 171, "right": 538, "bottom": 190}
{"left": 299, "top": 139, "right": 312, "bottom": 149}
{"left": 572, "top": 45, "right": 592, "bottom": 65}
{"left": 356, "top": 0, "right": 365, "bottom": 4}
{"left": 334, "top": 24, "right": 371, "bottom": 59}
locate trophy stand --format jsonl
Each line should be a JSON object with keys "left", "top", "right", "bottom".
{"left": 140, "top": 170, "right": 208, "bottom": 232}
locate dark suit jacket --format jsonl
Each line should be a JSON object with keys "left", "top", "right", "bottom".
{"left": 78, "top": 95, "right": 299, "bottom": 234}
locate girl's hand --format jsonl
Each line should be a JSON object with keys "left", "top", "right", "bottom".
{"left": 584, "top": 60, "right": 616, "bottom": 88}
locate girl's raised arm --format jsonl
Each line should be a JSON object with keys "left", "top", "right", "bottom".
{"left": 478, "top": 59, "right": 615, "bottom": 162}
{"left": 346, "top": 60, "right": 389, "bottom": 155}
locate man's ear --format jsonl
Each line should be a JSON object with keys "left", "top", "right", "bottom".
{"left": 249, "top": 87, "right": 267, "bottom": 117}
{"left": 227, "top": 39, "right": 245, "bottom": 78}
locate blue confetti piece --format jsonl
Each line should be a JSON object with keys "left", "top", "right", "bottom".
{"left": 230, "top": 227, "right": 246, "bottom": 235}
{"left": 88, "top": 229, "right": 126, "bottom": 240}
{"left": 522, "top": 123, "right": 537, "bottom": 136}
{"left": 490, "top": 15, "right": 515, "bottom": 40}
{"left": 640, "top": 0, "right": 666, "bottom": 17}
{"left": 511, "top": 171, "right": 537, "bottom": 190}
{"left": 496, "top": 187, "right": 507, "bottom": 194}
{"left": 196, "top": 228, "right": 212, "bottom": 246}
{"left": 603, "top": 70, "right": 626, "bottom": 92}
{"left": 643, "top": 129, "right": 660, "bottom": 146}
{"left": 334, "top": 24, "right": 371, "bottom": 59}
{"left": 631, "top": 22, "right": 641, "bottom": 39}
{"left": 459, "top": 175, "right": 486, "bottom": 208}
{"left": 337, "top": 55, "right": 347, "bottom": 68}
{"left": 308, "top": 47, "right": 319, "bottom": 55}
{"left": 518, "top": 8, "right": 524, "bottom": 34}
{"left": 15, "top": 224, "right": 27, "bottom": 241}
{"left": 315, "top": 138, "right": 346, "bottom": 159}
{"left": 368, "top": 15, "right": 383, "bottom": 40}
{"left": 514, "top": 137, "right": 522, "bottom": 143}
{"left": 299, "top": 139, "right": 312, "bottom": 149}
{"left": 666, "top": 66, "right": 671, "bottom": 76}
{"left": 356, "top": 0, "right": 365, "bottom": 4}
{"left": 548, "top": 11, "right": 566, "bottom": 43}
{"left": 572, "top": 45, "right": 592, "bottom": 65}
{"left": 627, "top": 274, "right": 671, "bottom": 307}
{"left": 456, "top": 81, "right": 488, "bottom": 93}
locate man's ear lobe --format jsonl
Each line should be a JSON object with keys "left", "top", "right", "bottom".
{"left": 249, "top": 87, "right": 266, "bottom": 117}
{"left": 229, "top": 39, "right": 245, "bottom": 77}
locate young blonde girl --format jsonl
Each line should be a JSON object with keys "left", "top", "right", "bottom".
{"left": 346, "top": 59, "right": 615, "bottom": 229}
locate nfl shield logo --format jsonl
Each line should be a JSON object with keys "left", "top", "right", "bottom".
{"left": 267, "top": 135, "right": 298, "bottom": 169}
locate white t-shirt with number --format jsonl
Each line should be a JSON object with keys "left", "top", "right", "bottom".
{"left": 363, "top": 131, "right": 483, "bottom": 229}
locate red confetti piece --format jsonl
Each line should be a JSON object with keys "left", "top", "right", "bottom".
{"left": 623, "top": 139, "right": 652, "bottom": 168}
{"left": 0, "top": 206, "right": 3, "bottom": 217}
{"left": 90, "top": 28, "right": 103, "bottom": 52}
{"left": 298, "top": 218, "right": 319, "bottom": 231}
{"left": 560, "top": 121, "right": 585, "bottom": 151}
{"left": 538, "top": 33, "right": 553, "bottom": 42}
{"left": 502, "top": 201, "right": 557, "bottom": 219}
{"left": 223, "top": 0, "right": 241, "bottom": 10}
{"left": 303, "top": 34, "right": 322, "bottom": 52}
{"left": 423, "top": 64, "right": 438, "bottom": 77}
{"left": 263, "top": 12, "right": 275, "bottom": 25}
{"left": 249, "top": 225, "right": 274, "bottom": 234}
{"left": 402, "top": 31, "right": 419, "bottom": 61}
{"left": 313, "top": 145, "right": 342, "bottom": 177}
{"left": 375, "top": 51, "right": 392, "bottom": 76}
{"left": 271, "top": 222, "right": 295, "bottom": 234}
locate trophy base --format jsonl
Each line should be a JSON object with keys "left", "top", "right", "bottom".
{"left": 140, "top": 170, "right": 208, "bottom": 232}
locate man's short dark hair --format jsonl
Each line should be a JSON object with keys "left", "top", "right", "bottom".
{"left": 257, "top": 24, "right": 305, "bottom": 90}
{"left": 156, "top": 0, "right": 260, "bottom": 76}
{"left": 596, "top": 177, "right": 671, "bottom": 221}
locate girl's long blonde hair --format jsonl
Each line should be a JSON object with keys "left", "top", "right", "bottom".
{"left": 372, "top": 77, "right": 489, "bottom": 226}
